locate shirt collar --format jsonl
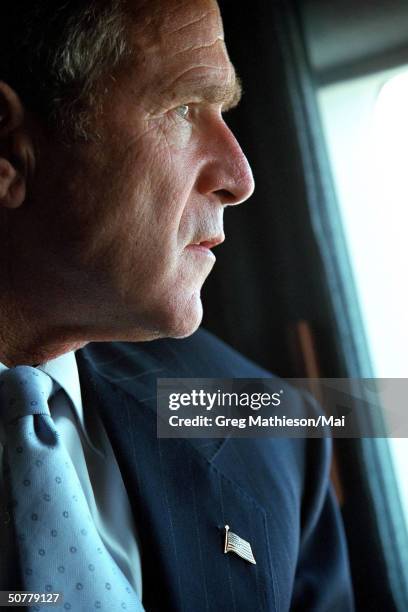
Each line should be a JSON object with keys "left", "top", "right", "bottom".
{"left": 38, "top": 351, "right": 84, "bottom": 425}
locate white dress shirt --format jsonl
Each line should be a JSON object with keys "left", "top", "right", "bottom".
{"left": 0, "top": 351, "right": 142, "bottom": 597}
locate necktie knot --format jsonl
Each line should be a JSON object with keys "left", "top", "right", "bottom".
{"left": 0, "top": 366, "right": 53, "bottom": 426}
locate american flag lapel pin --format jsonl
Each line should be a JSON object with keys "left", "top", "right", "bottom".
{"left": 224, "top": 525, "right": 256, "bottom": 565}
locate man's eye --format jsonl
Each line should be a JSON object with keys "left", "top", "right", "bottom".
{"left": 174, "top": 104, "right": 190, "bottom": 120}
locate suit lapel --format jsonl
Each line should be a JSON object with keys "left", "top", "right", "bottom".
{"left": 77, "top": 350, "right": 277, "bottom": 612}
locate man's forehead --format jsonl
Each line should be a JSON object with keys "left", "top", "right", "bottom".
{"left": 126, "top": 0, "right": 238, "bottom": 108}
{"left": 159, "top": 0, "right": 224, "bottom": 36}
{"left": 127, "top": 0, "right": 223, "bottom": 34}
{"left": 129, "top": 0, "right": 224, "bottom": 50}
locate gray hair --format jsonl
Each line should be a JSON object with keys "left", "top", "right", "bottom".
{"left": 0, "top": 1, "right": 133, "bottom": 140}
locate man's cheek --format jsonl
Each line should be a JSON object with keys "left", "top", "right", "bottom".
{"left": 152, "top": 116, "right": 193, "bottom": 151}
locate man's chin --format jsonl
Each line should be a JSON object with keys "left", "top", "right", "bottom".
{"left": 145, "top": 289, "right": 203, "bottom": 340}
{"left": 161, "top": 293, "right": 204, "bottom": 339}
{"left": 107, "top": 291, "right": 204, "bottom": 343}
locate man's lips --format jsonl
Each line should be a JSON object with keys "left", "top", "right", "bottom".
{"left": 187, "top": 234, "right": 225, "bottom": 249}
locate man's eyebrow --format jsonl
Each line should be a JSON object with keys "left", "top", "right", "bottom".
{"left": 160, "top": 70, "right": 243, "bottom": 112}
{"left": 201, "top": 73, "right": 243, "bottom": 111}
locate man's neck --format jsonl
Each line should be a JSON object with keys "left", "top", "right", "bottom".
{"left": 0, "top": 335, "right": 87, "bottom": 367}
{"left": 0, "top": 315, "right": 86, "bottom": 367}
{"left": 0, "top": 283, "right": 89, "bottom": 365}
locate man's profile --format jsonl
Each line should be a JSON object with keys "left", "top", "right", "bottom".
{"left": 0, "top": 1, "right": 354, "bottom": 610}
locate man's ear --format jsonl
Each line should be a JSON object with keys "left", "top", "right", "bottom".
{"left": 0, "top": 81, "right": 35, "bottom": 209}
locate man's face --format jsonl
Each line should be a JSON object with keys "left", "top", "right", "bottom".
{"left": 28, "top": 0, "right": 254, "bottom": 342}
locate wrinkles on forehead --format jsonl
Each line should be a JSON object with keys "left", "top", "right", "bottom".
{"left": 161, "top": 6, "right": 223, "bottom": 38}
{"left": 126, "top": 0, "right": 239, "bottom": 112}
{"left": 127, "top": 0, "right": 223, "bottom": 38}
{"left": 159, "top": 0, "right": 223, "bottom": 27}
{"left": 160, "top": 0, "right": 224, "bottom": 52}
{"left": 162, "top": 13, "right": 224, "bottom": 59}
{"left": 133, "top": 0, "right": 224, "bottom": 58}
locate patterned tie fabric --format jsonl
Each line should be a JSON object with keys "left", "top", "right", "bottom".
{"left": 0, "top": 366, "right": 144, "bottom": 612}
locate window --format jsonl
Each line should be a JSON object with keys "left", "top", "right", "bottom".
{"left": 318, "top": 66, "right": 408, "bottom": 530}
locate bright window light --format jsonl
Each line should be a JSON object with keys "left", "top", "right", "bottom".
{"left": 318, "top": 66, "right": 408, "bottom": 528}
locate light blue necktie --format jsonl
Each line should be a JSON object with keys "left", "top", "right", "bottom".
{"left": 0, "top": 366, "right": 144, "bottom": 612}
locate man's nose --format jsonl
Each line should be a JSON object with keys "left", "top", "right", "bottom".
{"left": 197, "top": 121, "right": 255, "bottom": 206}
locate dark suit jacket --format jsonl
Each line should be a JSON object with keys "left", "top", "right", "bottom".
{"left": 77, "top": 328, "right": 355, "bottom": 612}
